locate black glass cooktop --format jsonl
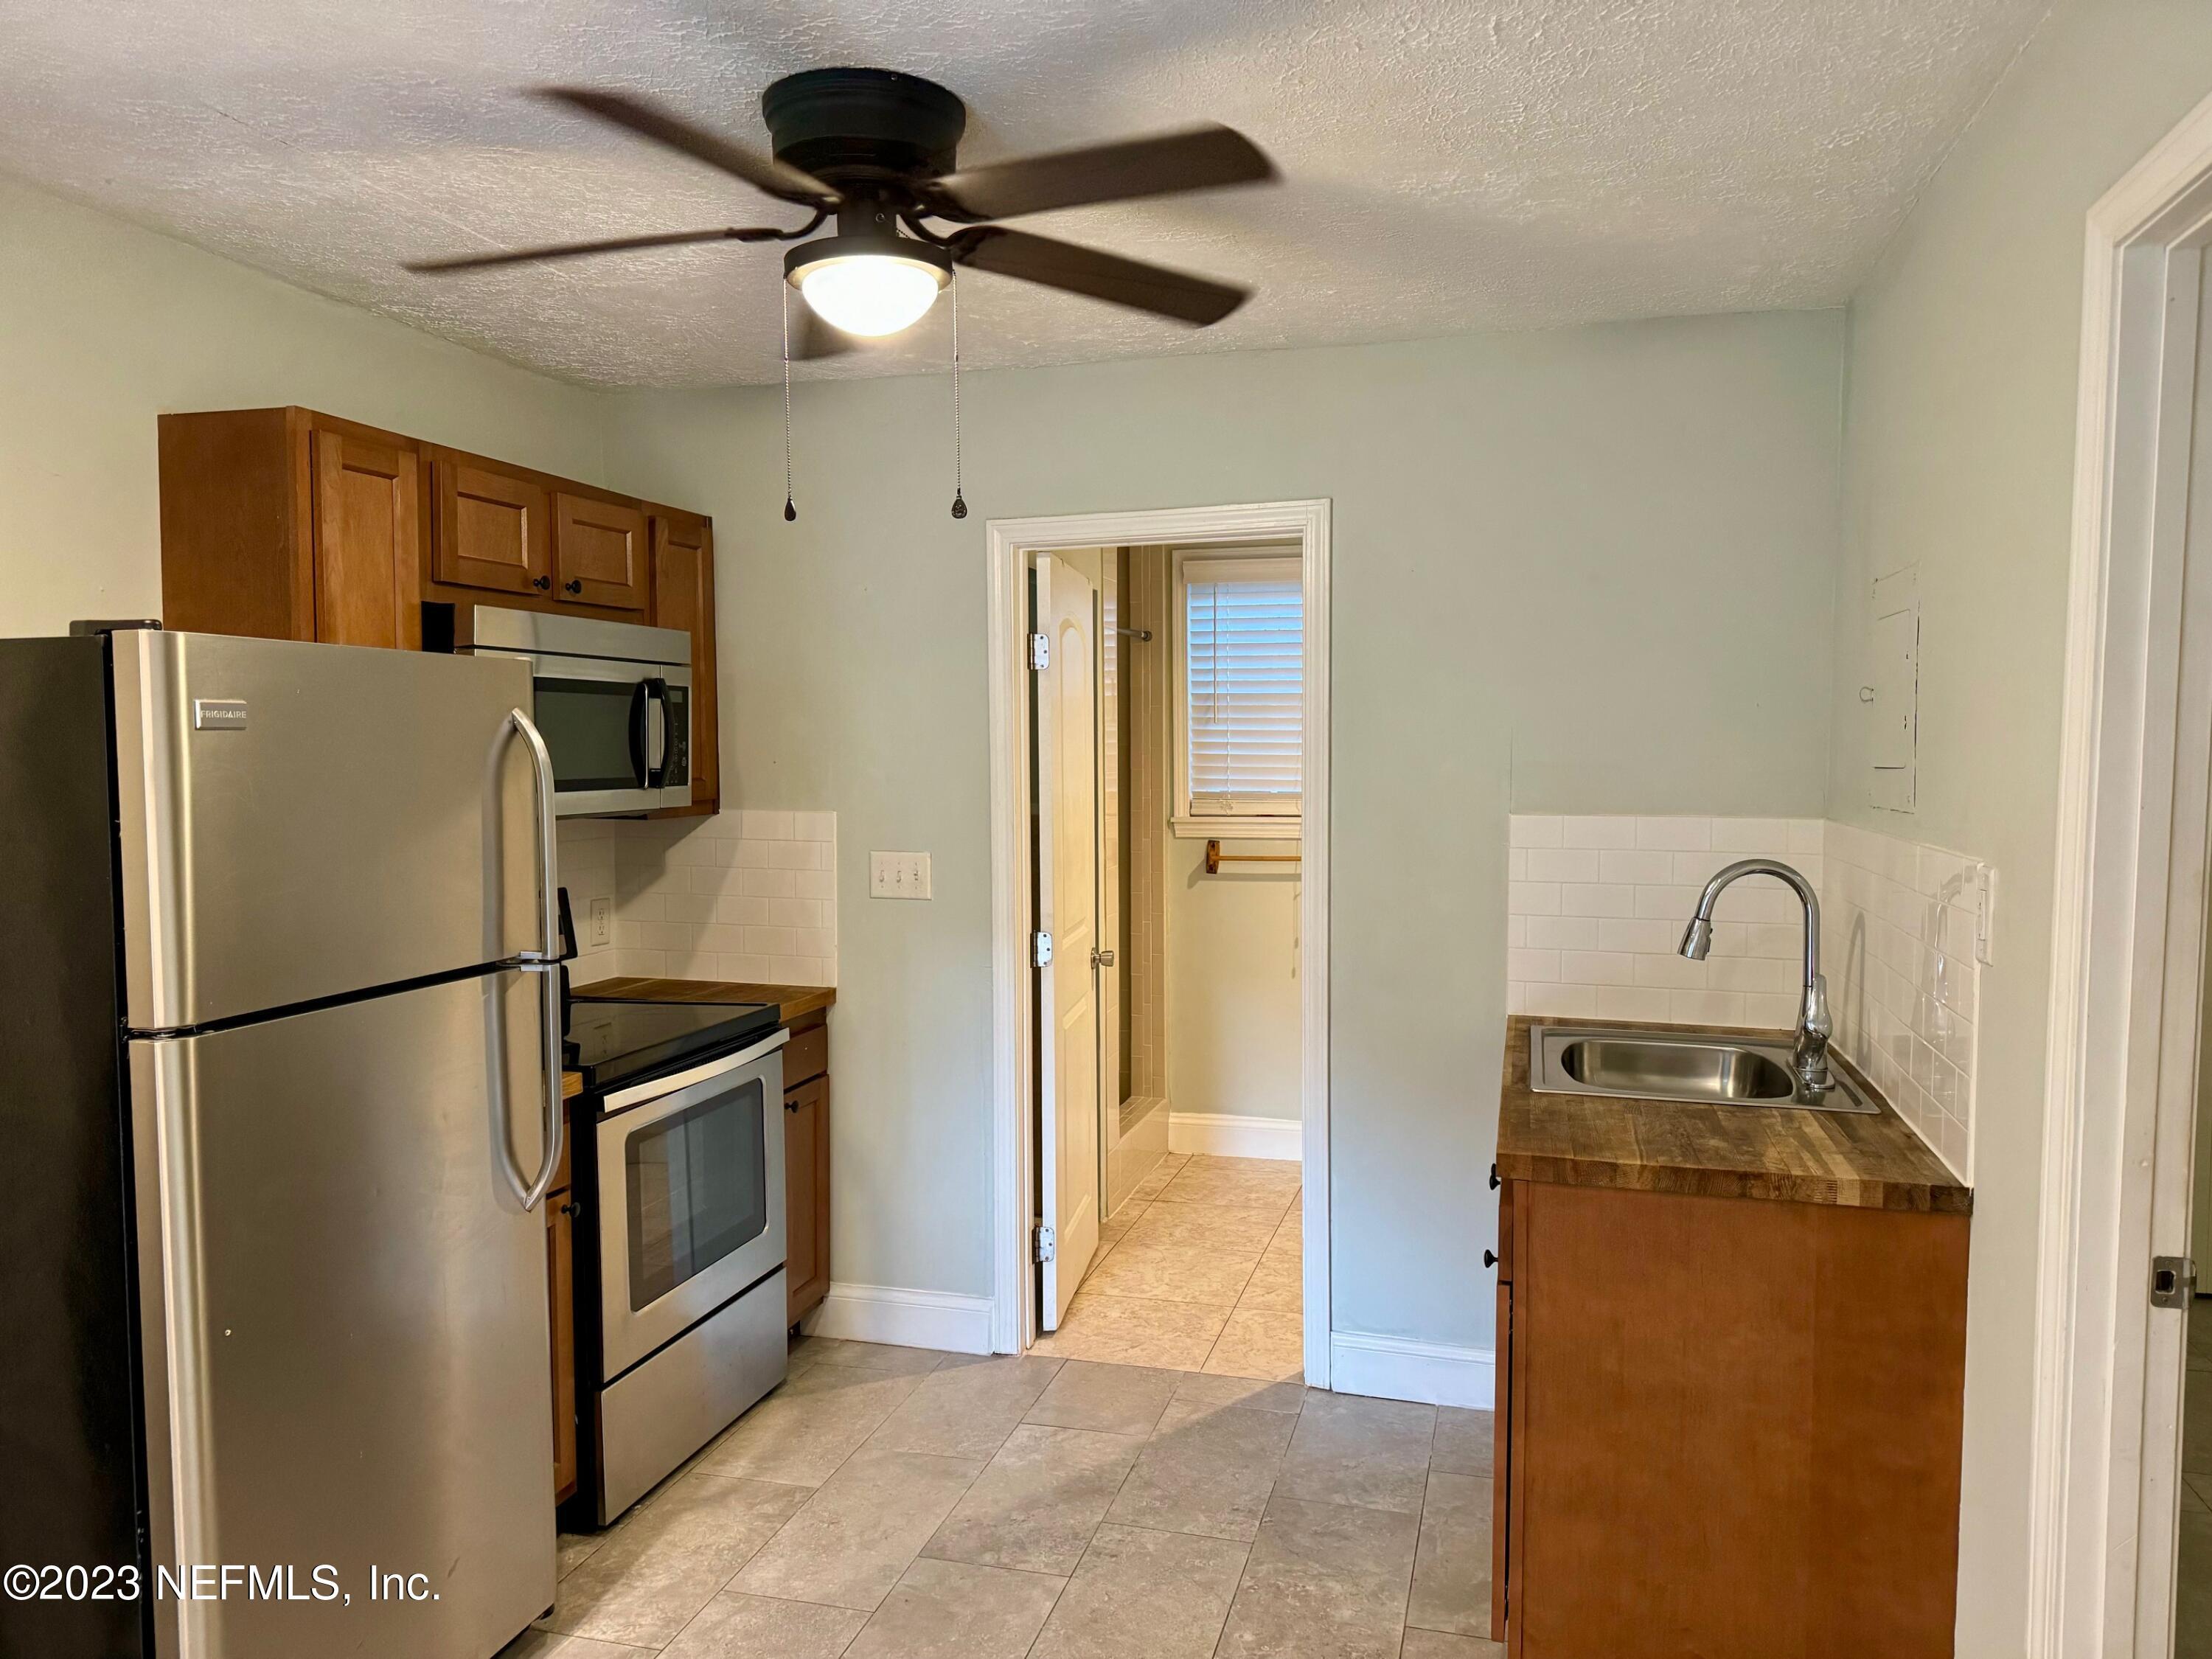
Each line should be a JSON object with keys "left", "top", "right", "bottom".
{"left": 564, "top": 998, "right": 781, "bottom": 1094}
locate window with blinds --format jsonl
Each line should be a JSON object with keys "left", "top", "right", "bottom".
{"left": 1176, "top": 549, "right": 1302, "bottom": 829}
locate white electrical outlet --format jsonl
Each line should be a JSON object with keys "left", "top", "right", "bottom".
{"left": 870, "top": 852, "right": 933, "bottom": 900}
{"left": 588, "top": 896, "right": 613, "bottom": 947}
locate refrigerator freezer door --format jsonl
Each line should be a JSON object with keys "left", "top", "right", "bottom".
{"left": 114, "top": 629, "right": 543, "bottom": 1032}
{"left": 130, "top": 970, "right": 554, "bottom": 1659}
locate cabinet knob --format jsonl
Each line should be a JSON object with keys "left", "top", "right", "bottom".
{"left": 559, "top": 1200, "right": 581, "bottom": 1218}
{"left": 565, "top": 580, "right": 583, "bottom": 595}
{"left": 1489, "top": 1163, "right": 1500, "bottom": 1192}
{"left": 532, "top": 575, "right": 551, "bottom": 591}
{"left": 1483, "top": 1249, "right": 1498, "bottom": 1269}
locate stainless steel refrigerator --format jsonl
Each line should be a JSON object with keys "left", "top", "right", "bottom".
{"left": 1, "top": 626, "right": 566, "bottom": 1659}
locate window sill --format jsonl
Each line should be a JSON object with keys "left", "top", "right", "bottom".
{"left": 1172, "top": 816, "right": 1301, "bottom": 841}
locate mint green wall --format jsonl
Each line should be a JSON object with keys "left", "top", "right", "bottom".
{"left": 605, "top": 309, "right": 1847, "bottom": 1355}
{"left": 1824, "top": 4, "right": 2212, "bottom": 1649}
{"left": 0, "top": 175, "right": 611, "bottom": 639}
{"left": 1165, "top": 833, "right": 1301, "bottom": 1124}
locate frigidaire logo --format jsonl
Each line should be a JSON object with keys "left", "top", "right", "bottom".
{"left": 191, "top": 700, "right": 248, "bottom": 731}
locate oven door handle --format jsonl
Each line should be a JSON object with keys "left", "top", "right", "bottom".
{"left": 644, "top": 678, "right": 671, "bottom": 789}
{"left": 600, "top": 1028, "right": 791, "bottom": 1119}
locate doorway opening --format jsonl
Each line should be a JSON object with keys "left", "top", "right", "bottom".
{"left": 985, "top": 501, "right": 1331, "bottom": 1385}
{"left": 1025, "top": 540, "right": 1307, "bottom": 1375}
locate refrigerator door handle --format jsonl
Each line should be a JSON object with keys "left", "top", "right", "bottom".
{"left": 496, "top": 707, "right": 565, "bottom": 1211}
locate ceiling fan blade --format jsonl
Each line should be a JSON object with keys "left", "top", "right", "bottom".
{"left": 924, "top": 125, "right": 1274, "bottom": 223}
{"left": 791, "top": 303, "right": 860, "bottom": 361}
{"left": 537, "top": 88, "right": 838, "bottom": 209}
{"left": 950, "top": 227, "right": 1249, "bottom": 326}
{"left": 406, "top": 226, "right": 787, "bottom": 274}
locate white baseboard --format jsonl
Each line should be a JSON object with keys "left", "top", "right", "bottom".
{"left": 1329, "top": 1330, "right": 1495, "bottom": 1409}
{"left": 1169, "top": 1111, "right": 1303, "bottom": 1161}
{"left": 800, "top": 1281, "right": 994, "bottom": 1355}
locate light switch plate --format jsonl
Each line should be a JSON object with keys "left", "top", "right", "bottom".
{"left": 588, "top": 897, "right": 613, "bottom": 947}
{"left": 871, "top": 852, "right": 933, "bottom": 900}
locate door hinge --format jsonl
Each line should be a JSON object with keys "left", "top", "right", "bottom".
{"left": 1033, "top": 1223, "right": 1056, "bottom": 1264}
{"left": 1028, "top": 632, "right": 1050, "bottom": 670}
{"left": 2153, "top": 1254, "right": 2197, "bottom": 1309}
{"left": 1033, "top": 931, "right": 1054, "bottom": 967}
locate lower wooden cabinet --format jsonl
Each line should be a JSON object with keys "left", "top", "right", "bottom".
{"left": 547, "top": 1189, "right": 577, "bottom": 1505}
{"left": 1492, "top": 1179, "right": 1969, "bottom": 1658}
{"left": 784, "top": 1012, "right": 832, "bottom": 1326}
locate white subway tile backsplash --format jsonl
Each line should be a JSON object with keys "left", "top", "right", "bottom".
{"left": 1526, "top": 847, "right": 1603, "bottom": 884}
{"left": 559, "top": 810, "right": 838, "bottom": 990}
{"left": 1506, "top": 813, "right": 1982, "bottom": 1185}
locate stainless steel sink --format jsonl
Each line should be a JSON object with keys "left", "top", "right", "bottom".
{"left": 1528, "top": 1023, "right": 1879, "bottom": 1114}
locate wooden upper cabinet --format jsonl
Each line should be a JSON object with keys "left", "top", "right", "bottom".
{"left": 434, "top": 454, "right": 551, "bottom": 597}
{"left": 311, "top": 429, "right": 422, "bottom": 649}
{"left": 650, "top": 512, "right": 718, "bottom": 815}
{"left": 160, "top": 408, "right": 422, "bottom": 648}
{"left": 159, "top": 411, "right": 715, "bottom": 827}
{"left": 555, "top": 493, "right": 650, "bottom": 611}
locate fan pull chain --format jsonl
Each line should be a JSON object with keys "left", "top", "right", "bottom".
{"left": 780, "top": 284, "right": 798, "bottom": 523}
{"left": 949, "top": 272, "right": 967, "bottom": 521}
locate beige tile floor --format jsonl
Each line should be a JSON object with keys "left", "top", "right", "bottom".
{"left": 2182, "top": 1298, "right": 2212, "bottom": 1656}
{"left": 507, "top": 1335, "right": 1501, "bottom": 1659}
{"left": 1034, "top": 1154, "right": 1305, "bottom": 1380}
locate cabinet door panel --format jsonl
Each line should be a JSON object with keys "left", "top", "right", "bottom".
{"left": 555, "top": 494, "right": 649, "bottom": 610}
{"left": 650, "top": 514, "right": 719, "bottom": 813}
{"left": 784, "top": 1074, "right": 830, "bottom": 1324}
{"left": 435, "top": 457, "right": 549, "bottom": 596}
{"left": 548, "top": 1194, "right": 577, "bottom": 1501}
{"left": 310, "top": 429, "right": 420, "bottom": 648}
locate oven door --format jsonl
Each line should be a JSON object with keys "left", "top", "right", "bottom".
{"left": 596, "top": 1031, "right": 787, "bottom": 1379}
{"left": 495, "top": 651, "right": 692, "bottom": 817}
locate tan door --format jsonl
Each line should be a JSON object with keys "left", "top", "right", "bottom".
{"left": 1034, "top": 555, "right": 1103, "bottom": 1329}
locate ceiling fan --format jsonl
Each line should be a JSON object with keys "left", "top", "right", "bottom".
{"left": 408, "top": 68, "right": 1277, "bottom": 362}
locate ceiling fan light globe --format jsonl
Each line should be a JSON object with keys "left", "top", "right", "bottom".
{"left": 799, "top": 254, "right": 945, "bottom": 338}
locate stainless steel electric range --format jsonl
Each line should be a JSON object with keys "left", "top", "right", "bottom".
{"left": 563, "top": 998, "right": 790, "bottom": 1525}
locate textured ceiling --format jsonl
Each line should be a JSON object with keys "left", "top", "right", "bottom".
{"left": 0, "top": 0, "right": 2050, "bottom": 387}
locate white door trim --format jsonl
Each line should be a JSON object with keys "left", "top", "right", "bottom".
{"left": 2031, "top": 87, "right": 2212, "bottom": 1659}
{"left": 986, "top": 499, "right": 1332, "bottom": 1385}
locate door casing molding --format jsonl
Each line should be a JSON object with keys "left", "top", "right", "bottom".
{"left": 2031, "top": 86, "right": 2212, "bottom": 1658}
{"left": 984, "top": 499, "right": 1332, "bottom": 1382}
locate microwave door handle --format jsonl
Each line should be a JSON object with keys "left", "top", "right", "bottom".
{"left": 627, "top": 679, "right": 651, "bottom": 790}
{"left": 645, "top": 678, "right": 670, "bottom": 788}
{"left": 493, "top": 707, "right": 566, "bottom": 1211}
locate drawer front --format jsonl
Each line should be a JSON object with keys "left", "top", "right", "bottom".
{"left": 785, "top": 1020, "right": 830, "bottom": 1088}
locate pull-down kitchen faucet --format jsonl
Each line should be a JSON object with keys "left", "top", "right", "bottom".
{"left": 1677, "top": 858, "right": 1832, "bottom": 1096}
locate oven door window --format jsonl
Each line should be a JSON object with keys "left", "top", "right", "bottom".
{"left": 625, "top": 1078, "right": 769, "bottom": 1311}
{"left": 534, "top": 676, "right": 646, "bottom": 793}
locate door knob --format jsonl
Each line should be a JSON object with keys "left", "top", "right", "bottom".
{"left": 1091, "top": 947, "right": 1117, "bottom": 969}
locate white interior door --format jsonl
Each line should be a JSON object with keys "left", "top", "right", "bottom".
{"left": 1035, "top": 555, "right": 1103, "bottom": 1329}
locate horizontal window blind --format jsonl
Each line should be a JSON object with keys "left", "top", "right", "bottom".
{"left": 1184, "top": 554, "right": 1302, "bottom": 813}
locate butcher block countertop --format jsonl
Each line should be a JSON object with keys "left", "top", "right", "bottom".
{"left": 577, "top": 975, "right": 837, "bottom": 1026}
{"left": 1497, "top": 1015, "right": 1970, "bottom": 1214}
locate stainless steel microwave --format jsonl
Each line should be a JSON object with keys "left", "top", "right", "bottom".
{"left": 459, "top": 608, "right": 692, "bottom": 816}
